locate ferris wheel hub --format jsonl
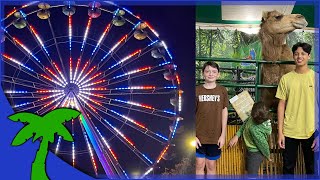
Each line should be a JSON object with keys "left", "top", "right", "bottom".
{"left": 64, "top": 83, "right": 79, "bottom": 95}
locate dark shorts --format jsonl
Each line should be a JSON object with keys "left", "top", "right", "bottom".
{"left": 196, "top": 144, "right": 221, "bottom": 160}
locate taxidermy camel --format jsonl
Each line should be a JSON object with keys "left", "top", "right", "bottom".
{"left": 259, "top": 10, "right": 308, "bottom": 108}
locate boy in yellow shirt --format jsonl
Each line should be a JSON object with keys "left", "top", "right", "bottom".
{"left": 276, "top": 42, "right": 318, "bottom": 175}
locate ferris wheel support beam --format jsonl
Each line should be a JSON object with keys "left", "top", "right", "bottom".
{"left": 80, "top": 106, "right": 129, "bottom": 179}
{"left": 83, "top": 105, "right": 154, "bottom": 171}
{"left": 74, "top": 97, "right": 118, "bottom": 179}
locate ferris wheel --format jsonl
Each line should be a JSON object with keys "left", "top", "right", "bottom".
{"left": 1, "top": 1, "right": 183, "bottom": 178}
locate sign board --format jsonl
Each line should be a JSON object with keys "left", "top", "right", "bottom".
{"left": 229, "top": 90, "right": 254, "bottom": 121}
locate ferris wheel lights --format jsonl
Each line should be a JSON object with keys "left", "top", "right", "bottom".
{"left": 163, "top": 110, "right": 176, "bottom": 115}
{"left": 14, "top": 102, "right": 31, "bottom": 108}
{"left": 148, "top": 40, "right": 159, "bottom": 47}
{"left": 79, "top": 72, "right": 102, "bottom": 86}
{"left": 100, "top": 34, "right": 127, "bottom": 62}
{"left": 55, "top": 136, "right": 62, "bottom": 154}
{"left": 161, "top": 41, "right": 173, "bottom": 60}
{"left": 5, "top": 90, "right": 28, "bottom": 94}
{"left": 104, "top": 1, "right": 117, "bottom": 7}
{"left": 92, "top": 23, "right": 111, "bottom": 55}
{"left": 141, "top": 153, "right": 153, "bottom": 164}
{"left": 158, "top": 61, "right": 171, "bottom": 67}
{"left": 112, "top": 66, "right": 151, "bottom": 79}
{"left": 68, "top": 16, "right": 72, "bottom": 50}
{"left": 170, "top": 125, "right": 184, "bottom": 134}
{"left": 178, "top": 95, "right": 182, "bottom": 112}
{"left": 22, "top": 1, "right": 38, "bottom": 8}
{"left": 164, "top": 86, "right": 177, "bottom": 89}
{"left": 52, "top": 62, "right": 67, "bottom": 84}
{"left": 19, "top": 11, "right": 27, "bottom": 19}
{"left": 29, "top": 25, "right": 50, "bottom": 57}
{"left": 110, "top": 109, "right": 147, "bottom": 129}
{"left": 3, "top": 3, "right": 182, "bottom": 177}
{"left": 1, "top": 27, "right": 8, "bottom": 33}
{"left": 170, "top": 120, "right": 179, "bottom": 139}
{"left": 2, "top": 54, "right": 35, "bottom": 72}
{"left": 145, "top": 22, "right": 159, "bottom": 37}
{"left": 175, "top": 74, "right": 181, "bottom": 85}
{"left": 176, "top": 117, "right": 183, "bottom": 121}
{"left": 140, "top": 167, "right": 153, "bottom": 179}
{"left": 45, "top": 67, "right": 65, "bottom": 85}
{"left": 78, "top": 66, "right": 97, "bottom": 84}
{"left": 7, "top": 9, "right": 17, "bottom": 19}
{"left": 75, "top": 61, "right": 90, "bottom": 84}
{"left": 109, "top": 49, "right": 141, "bottom": 70}
{"left": 121, "top": 7, "right": 134, "bottom": 16}
{"left": 113, "top": 9, "right": 125, "bottom": 17}
{"left": 95, "top": 126, "right": 117, "bottom": 156}
{"left": 156, "top": 145, "right": 169, "bottom": 163}
{"left": 12, "top": 37, "right": 41, "bottom": 63}
{"left": 81, "top": 18, "right": 92, "bottom": 52}
{"left": 155, "top": 133, "right": 168, "bottom": 141}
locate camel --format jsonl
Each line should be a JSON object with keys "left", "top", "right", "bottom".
{"left": 259, "top": 10, "right": 308, "bottom": 108}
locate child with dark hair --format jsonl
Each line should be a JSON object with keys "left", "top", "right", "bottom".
{"left": 277, "top": 42, "right": 318, "bottom": 175}
{"left": 196, "top": 61, "right": 228, "bottom": 176}
{"left": 228, "top": 101, "right": 272, "bottom": 175}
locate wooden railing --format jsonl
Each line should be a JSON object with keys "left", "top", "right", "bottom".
{"left": 216, "top": 125, "right": 310, "bottom": 176}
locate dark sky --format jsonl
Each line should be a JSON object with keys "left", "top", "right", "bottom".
{"left": 1, "top": 2, "right": 195, "bottom": 179}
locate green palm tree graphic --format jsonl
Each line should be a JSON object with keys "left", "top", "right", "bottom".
{"left": 8, "top": 108, "right": 81, "bottom": 180}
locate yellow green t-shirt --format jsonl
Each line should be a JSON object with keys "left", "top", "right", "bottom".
{"left": 276, "top": 70, "right": 317, "bottom": 139}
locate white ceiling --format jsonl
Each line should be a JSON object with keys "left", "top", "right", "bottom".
{"left": 221, "top": 1, "right": 295, "bottom": 21}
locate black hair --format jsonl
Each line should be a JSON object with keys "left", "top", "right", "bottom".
{"left": 251, "top": 101, "right": 269, "bottom": 124}
{"left": 202, "top": 61, "right": 220, "bottom": 73}
{"left": 292, "top": 42, "right": 312, "bottom": 55}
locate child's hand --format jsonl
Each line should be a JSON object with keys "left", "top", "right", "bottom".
{"left": 218, "top": 135, "right": 225, "bottom": 149}
{"left": 278, "top": 133, "right": 285, "bottom": 149}
{"left": 228, "top": 135, "right": 239, "bottom": 148}
{"left": 267, "top": 157, "right": 273, "bottom": 162}
{"left": 195, "top": 137, "right": 201, "bottom": 149}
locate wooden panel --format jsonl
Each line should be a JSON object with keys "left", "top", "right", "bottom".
{"left": 215, "top": 125, "right": 308, "bottom": 176}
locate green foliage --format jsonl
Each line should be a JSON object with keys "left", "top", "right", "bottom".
{"left": 196, "top": 28, "right": 316, "bottom": 84}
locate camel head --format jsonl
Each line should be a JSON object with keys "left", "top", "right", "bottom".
{"left": 260, "top": 10, "right": 308, "bottom": 34}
